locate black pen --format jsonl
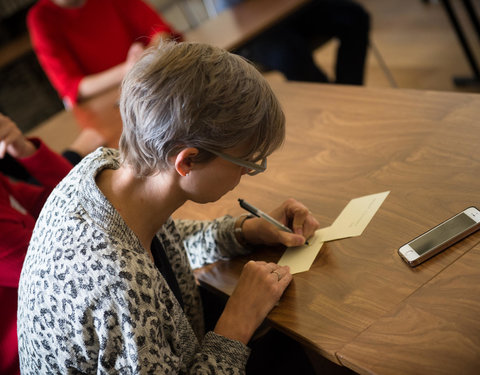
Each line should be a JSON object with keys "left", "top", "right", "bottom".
{"left": 238, "top": 199, "right": 309, "bottom": 244}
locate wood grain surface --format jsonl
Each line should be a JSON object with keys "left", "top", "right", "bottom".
{"left": 184, "top": 82, "right": 480, "bottom": 366}
{"left": 27, "top": 87, "right": 121, "bottom": 152}
{"left": 337, "top": 243, "right": 480, "bottom": 375}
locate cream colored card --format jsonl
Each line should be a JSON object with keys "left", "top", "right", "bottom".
{"left": 277, "top": 233, "right": 324, "bottom": 274}
{"left": 315, "top": 191, "right": 390, "bottom": 242}
{"left": 277, "top": 191, "right": 389, "bottom": 274}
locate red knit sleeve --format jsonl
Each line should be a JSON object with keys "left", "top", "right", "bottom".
{"left": 117, "top": 0, "right": 182, "bottom": 43}
{"left": 0, "top": 202, "right": 34, "bottom": 287}
{"left": 16, "top": 138, "right": 72, "bottom": 217}
{"left": 27, "top": 7, "right": 84, "bottom": 104}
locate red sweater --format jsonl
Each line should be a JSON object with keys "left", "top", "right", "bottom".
{"left": 0, "top": 139, "right": 72, "bottom": 375}
{"left": 28, "top": 0, "right": 178, "bottom": 104}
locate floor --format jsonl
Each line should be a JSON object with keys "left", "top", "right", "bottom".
{"left": 267, "top": 0, "right": 480, "bottom": 94}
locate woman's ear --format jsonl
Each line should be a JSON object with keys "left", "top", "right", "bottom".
{"left": 174, "top": 148, "right": 199, "bottom": 176}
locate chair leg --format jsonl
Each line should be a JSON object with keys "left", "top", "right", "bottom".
{"left": 369, "top": 39, "right": 398, "bottom": 88}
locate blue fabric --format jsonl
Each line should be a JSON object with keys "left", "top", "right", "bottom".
{"left": 215, "top": 0, "right": 242, "bottom": 12}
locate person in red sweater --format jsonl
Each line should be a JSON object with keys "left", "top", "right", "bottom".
{"left": 27, "top": 0, "right": 181, "bottom": 107}
{"left": 0, "top": 113, "right": 104, "bottom": 375}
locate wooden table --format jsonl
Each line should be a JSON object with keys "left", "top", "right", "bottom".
{"left": 27, "top": 87, "right": 121, "bottom": 152}
{"left": 174, "top": 82, "right": 480, "bottom": 373}
{"left": 184, "top": 0, "right": 309, "bottom": 50}
{"left": 337, "top": 242, "right": 480, "bottom": 375}
{"left": 30, "top": 82, "right": 480, "bottom": 374}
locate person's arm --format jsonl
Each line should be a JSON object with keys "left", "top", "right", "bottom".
{"left": 0, "top": 211, "right": 34, "bottom": 288}
{"left": 0, "top": 114, "right": 72, "bottom": 216}
{"left": 77, "top": 61, "right": 129, "bottom": 101}
{"left": 176, "top": 199, "right": 319, "bottom": 268}
{"left": 214, "top": 260, "right": 292, "bottom": 344}
{"left": 79, "top": 0, "right": 184, "bottom": 101}
{"left": 176, "top": 217, "right": 294, "bottom": 345}
{"left": 27, "top": 9, "right": 86, "bottom": 105}
{"left": 0, "top": 114, "right": 72, "bottom": 288}
{"left": 174, "top": 216, "right": 252, "bottom": 269}
{"left": 77, "top": 0, "right": 182, "bottom": 102}
{"left": 175, "top": 199, "right": 318, "bottom": 344}
{"left": 84, "top": 251, "right": 251, "bottom": 374}
{"left": 241, "top": 198, "right": 320, "bottom": 246}
{"left": 77, "top": 32, "right": 173, "bottom": 100}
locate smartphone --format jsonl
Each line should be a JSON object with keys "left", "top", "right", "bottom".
{"left": 398, "top": 206, "right": 480, "bottom": 267}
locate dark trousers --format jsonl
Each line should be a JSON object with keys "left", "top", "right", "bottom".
{"left": 237, "top": 0, "right": 370, "bottom": 85}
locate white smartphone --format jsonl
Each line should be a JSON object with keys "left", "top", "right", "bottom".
{"left": 398, "top": 206, "right": 480, "bottom": 267}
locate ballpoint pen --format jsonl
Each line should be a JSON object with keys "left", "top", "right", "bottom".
{"left": 238, "top": 199, "right": 309, "bottom": 244}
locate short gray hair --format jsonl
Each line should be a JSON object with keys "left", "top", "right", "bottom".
{"left": 119, "top": 41, "right": 285, "bottom": 177}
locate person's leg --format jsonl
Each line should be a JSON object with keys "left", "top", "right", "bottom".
{"left": 293, "top": 0, "right": 370, "bottom": 85}
{"left": 237, "top": 26, "right": 330, "bottom": 83}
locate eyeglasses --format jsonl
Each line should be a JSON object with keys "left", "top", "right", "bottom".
{"left": 202, "top": 147, "right": 267, "bottom": 176}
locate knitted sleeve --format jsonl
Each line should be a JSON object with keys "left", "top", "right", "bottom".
{"left": 175, "top": 215, "right": 251, "bottom": 269}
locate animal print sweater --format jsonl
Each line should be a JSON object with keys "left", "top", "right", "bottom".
{"left": 17, "top": 148, "right": 251, "bottom": 374}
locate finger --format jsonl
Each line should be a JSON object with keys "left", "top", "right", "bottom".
{"left": 270, "top": 270, "right": 281, "bottom": 282}
{"left": 277, "top": 271, "right": 293, "bottom": 290}
{"left": 270, "top": 265, "right": 290, "bottom": 281}
{"left": 244, "top": 260, "right": 263, "bottom": 270}
{"left": 0, "top": 118, "right": 12, "bottom": 138}
{"left": 2, "top": 129, "right": 22, "bottom": 156}
{"left": 265, "top": 262, "right": 278, "bottom": 273}
{"left": 0, "top": 141, "right": 5, "bottom": 159}
{"left": 277, "top": 231, "right": 307, "bottom": 247}
{"left": 303, "top": 216, "right": 320, "bottom": 239}
{"left": 3, "top": 128, "right": 19, "bottom": 145}
{"left": 291, "top": 206, "right": 310, "bottom": 236}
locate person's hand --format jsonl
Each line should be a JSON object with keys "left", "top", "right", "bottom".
{"left": 214, "top": 261, "right": 292, "bottom": 344}
{"left": 125, "top": 42, "right": 146, "bottom": 72}
{"left": 0, "top": 113, "right": 36, "bottom": 159}
{"left": 242, "top": 198, "right": 320, "bottom": 247}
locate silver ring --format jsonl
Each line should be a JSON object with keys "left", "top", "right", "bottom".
{"left": 271, "top": 270, "right": 281, "bottom": 281}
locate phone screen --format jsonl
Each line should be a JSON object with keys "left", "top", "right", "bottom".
{"left": 410, "top": 213, "right": 476, "bottom": 255}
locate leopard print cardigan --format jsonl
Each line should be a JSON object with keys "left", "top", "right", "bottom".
{"left": 17, "top": 148, "right": 251, "bottom": 374}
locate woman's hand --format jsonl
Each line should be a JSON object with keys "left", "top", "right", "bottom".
{"left": 124, "top": 42, "right": 146, "bottom": 73}
{"left": 242, "top": 198, "right": 320, "bottom": 247}
{"left": 214, "top": 261, "right": 292, "bottom": 344}
{"left": 0, "top": 114, "right": 36, "bottom": 159}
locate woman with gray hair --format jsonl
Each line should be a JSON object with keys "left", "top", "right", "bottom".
{"left": 17, "top": 42, "right": 319, "bottom": 374}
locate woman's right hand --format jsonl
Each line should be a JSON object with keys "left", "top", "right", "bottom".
{"left": 214, "top": 260, "right": 292, "bottom": 345}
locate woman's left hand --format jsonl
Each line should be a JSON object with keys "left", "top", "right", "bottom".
{"left": 0, "top": 113, "right": 36, "bottom": 159}
{"left": 242, "top": 198, "right": 320, "bottom": 247}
